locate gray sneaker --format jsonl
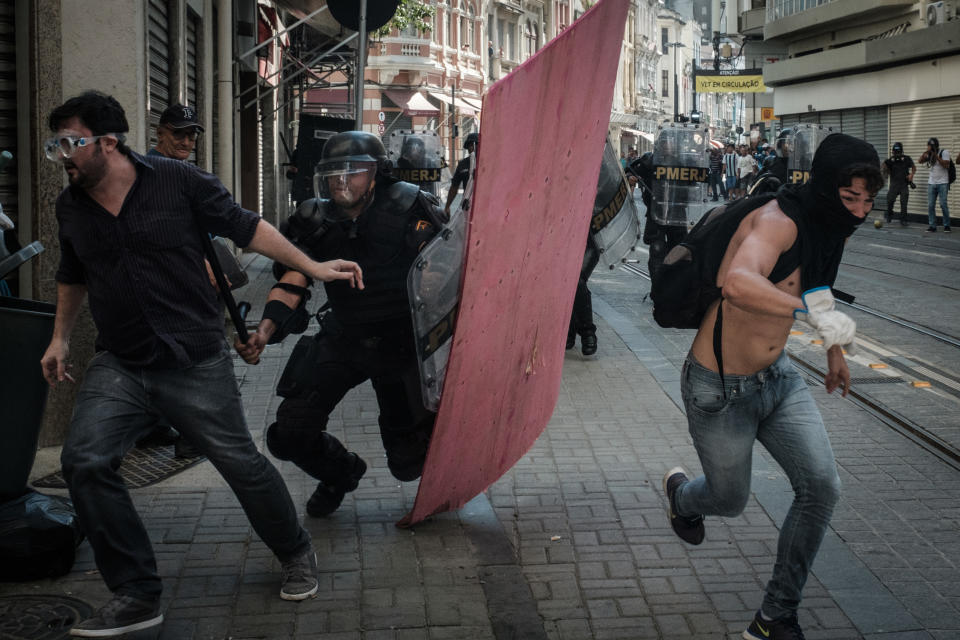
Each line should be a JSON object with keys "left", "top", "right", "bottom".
{"left": 70, "top": 593, "right": 162, "bottom": 637}
{"left": 280, "top": 548, "right": 319, "bottom": 601}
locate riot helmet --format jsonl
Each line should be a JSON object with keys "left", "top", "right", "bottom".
{"left": 463, "top": 132, "right": 479, "bottom": 150}
{"left": 314, "top": 130, "right": 387, "bottom": 206}
{"left": 399, "top": 136, "right": 427, "bottom": 166}
{"left": 892, "top": 142, "right": 903, "bottom": 157}
{"left": 775, "top": 128, "right": 792, "bottom": 158}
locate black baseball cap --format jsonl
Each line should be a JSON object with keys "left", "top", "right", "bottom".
{"left": 159, "top": 104, "right": 204, "bottom": 131}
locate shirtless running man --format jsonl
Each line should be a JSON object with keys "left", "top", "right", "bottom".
{"left": 661, "top": 133, "right": 884, "bottom": 640}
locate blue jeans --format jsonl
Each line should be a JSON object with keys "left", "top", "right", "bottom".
{"left": 725, "top": 175, "right": 737, "bottom": 193}
{"left": 928, "top": 183, "right": 951, "bottom": 228}
{"left": 61, "top": 347, "right": 311, "bottom": 600}
{"left": 675, "top": 351, "right": 840, "bottom": 619}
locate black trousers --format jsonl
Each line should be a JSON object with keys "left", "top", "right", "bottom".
{"left": 886, "top": 182, "right": 909, "bottom": 222}
{"left": 569, "top": 242, "right": 600, "bottom": 337}
{"left": 270, "top": 330, "right": 435, "bottom": 483}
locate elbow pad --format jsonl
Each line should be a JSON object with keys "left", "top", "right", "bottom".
{"left": 263, "top": 283, "right": 312, "bottom": 344}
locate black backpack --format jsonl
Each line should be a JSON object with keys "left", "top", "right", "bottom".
{"left": 941, "top": 150, "right": 956, "bottom": 185}
{"left": 651, "top": 194, "right": 778, "bottom": 329}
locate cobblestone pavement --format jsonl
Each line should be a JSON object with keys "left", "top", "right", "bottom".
{"left": 4, "top": 248, "right": 958, "bottom": 639}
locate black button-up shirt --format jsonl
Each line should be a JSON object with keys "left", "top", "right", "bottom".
{"left": 55, "top": 151, "right": 260, "bottom": 368}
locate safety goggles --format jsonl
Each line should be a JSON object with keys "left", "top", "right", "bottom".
{"left": 43, "top": 134, "right": 119, "bottom": 161}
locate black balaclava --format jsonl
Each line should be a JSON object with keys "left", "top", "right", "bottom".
{"left": 775, "top": 133, "right": 880, "bottom": 289}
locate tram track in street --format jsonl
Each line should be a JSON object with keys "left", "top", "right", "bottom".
{"left": 619, "top": 260, "right": 960, "bottom": 471}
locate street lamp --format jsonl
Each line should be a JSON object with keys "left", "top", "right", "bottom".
{"left": 665, "top": 41, "right": 686, "bottom": 122}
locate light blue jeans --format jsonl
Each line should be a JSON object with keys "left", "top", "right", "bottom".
{"left": 928, "top": 183, "right": 951, "bottom": 229}
{"left": 675, "top": 351, "right": 841, "bottom": 619}
{"left": 61, "top": 347, "right": 311, "bottom": 600}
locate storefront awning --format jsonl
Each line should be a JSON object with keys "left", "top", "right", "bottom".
{"left": 427, "top": 91, "right": 476, "bottom": 116}
{"left": 461, "top": 96, "right": 484, "bottom": 112}
{"left": 708, "top": 138, "right": 724, "bottom": 149}
{"left": 383, "top": 89, "right": 440, "bottom": 117}
{"left": 622, "top": 128, "right": 654, "bottom": 143}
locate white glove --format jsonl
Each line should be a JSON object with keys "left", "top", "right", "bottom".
{"left": 794, "top": 287, "right": 857, "bottom": 355}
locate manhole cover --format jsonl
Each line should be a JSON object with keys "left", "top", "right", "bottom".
{"left": 0, "top": 595, "right": 93, "bottom": 639}
{"left": 32, "top": 444, "right": 206, "bottom": 490}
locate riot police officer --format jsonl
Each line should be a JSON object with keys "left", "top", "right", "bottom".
{"left": 883, "top": 142, "right": 916, "bottom": 226}
{"left": 748, "top": 129, "right": 790, "bottom": 196}
{"left": 236, "top": 131, "right": 447, "bottom": 517}
{"left": 629, "top": 151, "right": 688, "bottom": 279}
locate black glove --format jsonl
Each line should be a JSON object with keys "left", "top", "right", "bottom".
{"left": 909, "top": 181, "right": 917, "bottom": 190}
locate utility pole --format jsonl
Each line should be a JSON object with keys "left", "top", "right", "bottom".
{"left": 667, "top": 42, "right": 685, "bottom": 122}
{"left": 354, "top": 0, "right": 367, "bottom": 131}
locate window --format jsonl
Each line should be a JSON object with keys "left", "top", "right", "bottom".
{"left": 662, "top": 69, "right": 669, "bottom": 97}
{"left": 446, "top": 8, "right": 453, "bottom": 47}
{"left": 661, "top": 27, "right": 669, "bottom": 54}
{"left": 524, "top": 20, "right": 536, "bottom": 58}
{"left": 466, "top": 3, "right": 476, "bottom": 52}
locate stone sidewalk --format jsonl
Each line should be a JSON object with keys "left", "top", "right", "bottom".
{"left": 4, "top": 255, "right": 957, "bottom": 639}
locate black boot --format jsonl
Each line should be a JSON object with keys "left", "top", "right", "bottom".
{"left": 581, "top": 332, "right": 597, "bottom": 356}
{"left": 306, "top": 453, "right": 367, "bottom": 517}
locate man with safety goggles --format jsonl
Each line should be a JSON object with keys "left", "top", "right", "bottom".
{"left": 40, "top": 90, "right": 364, "bottom": 637}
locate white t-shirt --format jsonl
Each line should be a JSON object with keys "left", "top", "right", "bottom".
{"left": 737, "top": 154, "right": 756, "bottom": 179}
{"left": 930, "top": 149, "right": 951, "bottom": 185}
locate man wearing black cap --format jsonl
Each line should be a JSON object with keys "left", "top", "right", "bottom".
{"left": 882, "top": 142, "right": 915, "bottom": 226}
{"left": 141, "top": 103, "right": 209, "bottom": 457}
{"left": 150, "top": 104, "right": 204, "bottom": 162}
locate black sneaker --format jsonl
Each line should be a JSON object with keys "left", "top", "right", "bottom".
{"left": 926, "top": 226, "right": 937, "bottom": 232}
{"left": 70, "top": 593, "right": 162, "bottom": 637}
{"left": 944, "top": 227, "right": 952, "bottom": 233}
{"left": 663, "top": 467, "right": 705, "bottom": 545}
{"left": 580, "top": 333, "right": 597, "bottom": 356}
{"left": 743, "top": 611, "right": 805, "bottom": 639}
{"left": 280, "top": 548, "right": 319, "bottom": 601}
{"left": 306, "top": 454, "right": 367, "bottom": 517}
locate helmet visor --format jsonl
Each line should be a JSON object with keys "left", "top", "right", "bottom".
{"left": 314, "top": 161, "right": 376, "bottom": 201}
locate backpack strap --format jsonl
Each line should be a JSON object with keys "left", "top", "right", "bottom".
{"left": 713, "top": 299, "right": 726, "bottom": 400}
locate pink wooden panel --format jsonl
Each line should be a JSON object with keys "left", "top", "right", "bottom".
{"left": 401, "top": 0, "right": 630, "bottom": 526}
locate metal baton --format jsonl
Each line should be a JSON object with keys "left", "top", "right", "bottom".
{"left": 199, "top": 234, "right": 249, "bottom": 343}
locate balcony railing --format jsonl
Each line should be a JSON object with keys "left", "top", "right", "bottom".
{"left": 766, "top": 0, "right": 838, "bottom": 21}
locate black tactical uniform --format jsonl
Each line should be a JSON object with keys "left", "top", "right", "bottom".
{"left": 567, "top": 240, "right": 599, "bottom": 355}
{"left": 266, "top": 132, "right": 446, "bottom": 517}
{"left": 884, "top": 143, "right": 915, "bottom": 225}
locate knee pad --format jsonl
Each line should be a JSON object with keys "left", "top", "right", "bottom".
{"left": 265, "top": 422, "right": 303, "bottom": 462}
{"left": 383, "top": 422, "right": 434, "bottom": 482}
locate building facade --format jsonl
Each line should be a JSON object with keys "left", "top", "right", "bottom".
{"left": 748, "top": 0, "right": 960, "bottom": 217}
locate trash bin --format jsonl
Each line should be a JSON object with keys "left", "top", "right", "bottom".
{"left": 0, "top": 242, "right": 54, "bottom": 502}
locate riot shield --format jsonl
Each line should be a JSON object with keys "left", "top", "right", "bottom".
{"left": 407, "top": 206, "right": 467, "bottom": 412}
{"left": 385, "top": 130, "right": 445, "bottom": 196}
{"left": 786, "top": 124, "right": 835, "bottom": 185}
{"left": 590, "top": 138, "right": 641, "bottom": 270}
{"left": 650, "top": 123, "right": 711, "bottom": 226}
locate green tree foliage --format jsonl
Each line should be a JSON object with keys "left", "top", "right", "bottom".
{"left": 373, "top": 0, "right": 436, "bottom": 39}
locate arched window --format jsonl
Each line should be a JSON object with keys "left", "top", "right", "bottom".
{"left": 446, "top": 7, "right": 453, "bottom": 47}
{"left": 466, "top": 3, "right": 476, "bottom": 52}
{"left": 524, "top": 20, "right": 537, "bottom": 58}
